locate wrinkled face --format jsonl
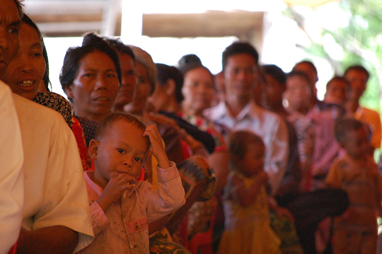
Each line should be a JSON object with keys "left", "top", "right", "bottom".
{"left": 284, "top": 75, "right": 311, "bottom": 113}
{"left": 235, "top": 143, "right": 265, "bottom": 177}
{"left": 3, "top": 22, "right": 45, "bottom": 100}
{"left": 263, "top": 74, "right": 285, "bottom": 110}
{"left": 124, "top": 61, "right": 152, "bottom": 115}
{"left": 224, "top": 53, "right": 257, "bottom": 101}
{"left": 0, "top": 0, "right": 21, "bottom": 78}
{"left": 91, "top": 120, "right": 149, "bottom": 189}
{"left": 114, "top": 53, "right": 136, "bottom": 108}
{"left": 341, "top": 128, "right": 370, "bottom": 160}
{"left": 344, "top": 70, "right": 367, "bottom": 101}
{"left": 182, "top": 67, "right": 214, "bottom": 114}
{"left": 64, "top": 50, "right": 119, "bottom": 121}
{"left": 324, "top": 79, "right": 348, "bottom": 105}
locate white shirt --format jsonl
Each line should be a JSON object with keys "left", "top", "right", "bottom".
{"left": 0, "top": 82, "right": 24, "bottom": 254}
{"left": 13, "top": 93, "right": 94, "bottom": 252}
{"left": 204, "top": 100, "right": 289, "bottom": 194}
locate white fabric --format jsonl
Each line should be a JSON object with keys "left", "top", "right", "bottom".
{"left": 204, "top": 100, "right": 289, "bottom": 195}
{"left": 13, "top": 93, "right": 94, "bottom": 252}
{"left": 0, "top": 81, "right": 24, "bottom": 254}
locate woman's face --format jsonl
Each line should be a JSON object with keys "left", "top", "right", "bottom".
{"left": 182, "top": 67, "right": 214, "bottom": 115}
{"left": 124, "top": 61, "right": 152, "bottom": 115}
{"left": 64, "top": 50, "right": 119, "bottom": 121}
{"left": 2, "top": 22, "right": 46, "bottom": 100}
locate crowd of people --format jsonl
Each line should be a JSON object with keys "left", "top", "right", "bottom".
{"left": 2, "top": 0, "right": 382, "bottom": 253}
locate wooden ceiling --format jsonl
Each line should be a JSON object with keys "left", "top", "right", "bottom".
{"left": 24, "top": 0, "right": 264, "bottom": 39}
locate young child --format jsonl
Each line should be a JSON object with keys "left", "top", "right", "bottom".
{"left": 217, "top": 130, "right": 282, "bottom": 254}
{"left": 326, "top": 118, "right": 382, "bottom": 254}
{"left": 80, "top": 112, "right": 185, "bottom": 253}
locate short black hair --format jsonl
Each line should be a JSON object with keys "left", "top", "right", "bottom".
{"left": 155, "top": 63, "right": 184, "bottom": 103}
{"left": 13, "top": 0, "right": 23, "bottom": 18}
{"left": 344, "top": 65, "right": 370, "bottom": 81}
{"left": 228, "top": 130, "right": 264, "bottom": 160}
{"left": 334, "top": 117, "right": 365, "bottom": 144}
{"left": 222, "top": 42, "right": 259, "bottom": 71}
{"left": 104, "top": 37, "right": 135, "bottom": 63}
{"left": 178, "top": 54, "right": 202, "bottom": 73}
{"left": 95, "top": 112, "right": 147, "bottom": 140}
{"left": 262, "top": 64, "right": 286, "bottom": 85}
{"left": 326, "top": 76, "right": 350, "bottom": 91}
{"left": 293, "top": 60, "right": 318, "bottom": 75}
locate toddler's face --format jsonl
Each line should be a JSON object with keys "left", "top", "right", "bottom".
{"left": 237, "top": 143, "right": 265, "bottom": 177}
{"left": 93, "top": 120, "right": 149, "bottom": 187}
{"left": 341, "top": 127, "right": 370, "bottom": 160}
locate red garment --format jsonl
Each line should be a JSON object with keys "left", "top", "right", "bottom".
{"left": 72, "top": 117, "right": 89, "bottom": 171}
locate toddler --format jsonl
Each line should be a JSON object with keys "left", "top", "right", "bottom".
{"left": 80, "top": 112, "right": 185, "bottom": 253}
{"left": 326, "top": 117, "right": 382, "bottom": 254}
{"left": 217, "top": 130, "right": 281, "bottom": 254}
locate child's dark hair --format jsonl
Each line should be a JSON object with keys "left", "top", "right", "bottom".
{"left": 334, "top": 117, "right": 367, "bottom": 144}
{"left": 95, "top": 112, "right": 147, "bottom": 140}
{"left": 228, "top": 130, "right": 265, "bottom": 160}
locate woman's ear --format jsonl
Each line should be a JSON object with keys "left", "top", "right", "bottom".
{"left": 88, "top": 139, "right": 99, "bottom": 160}
{"left": 165, "top": 79, "right": 176, "bottom": 97}
{"left": 63, "top": 85, "right": 74, "bottom": 100}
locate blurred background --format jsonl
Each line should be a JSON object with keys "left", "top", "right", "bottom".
{"left": 23, "top": 0, "right": 382, "bottom": 114}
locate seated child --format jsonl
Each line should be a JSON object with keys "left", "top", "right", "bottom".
{"left": 326, "top": 118, "right": 382, "bottom": 254}
{"left": 217, "top": 130, "right": 282, "bottom": 254}
{"left": 80, "top": 112, "right": 185, "bottom": 253}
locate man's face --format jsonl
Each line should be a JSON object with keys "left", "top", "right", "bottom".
{"left": 224, "top": 53, "right": 257, "bottom": 101}
{"left": 344, "top": 69, "right": 368, "bottom": 101}
{"left": 0, "top": 0, "right": 21, "bottom": 78}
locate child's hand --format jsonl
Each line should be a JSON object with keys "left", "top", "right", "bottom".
{"left": 101, "top": 172, "right": 137, "bottom": 204}
{"left": 144, "top": 125, "right": 170, "bottom": 169}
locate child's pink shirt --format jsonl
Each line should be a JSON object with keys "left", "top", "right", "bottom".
{"left": 80, "top": 162, "right": 185, "bottom": 254}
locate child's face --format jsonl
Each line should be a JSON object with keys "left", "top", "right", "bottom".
{"left": 341, "top": 127, "right": 370, "bottom": 160}
{"left": 236, "top": 143, "right": 265, "bottom": 177}
{"left": 324, "top": 80, "right": 348, "bottom": 104}
{"left": 91, "top": 120, "right": 149, "bottom": 188}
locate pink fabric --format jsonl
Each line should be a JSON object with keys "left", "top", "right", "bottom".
{"left": 81, "top": 163, "right": 185, "bottom": 254}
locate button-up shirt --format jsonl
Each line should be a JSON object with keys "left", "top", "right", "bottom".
{"left": 204, "top": 101, "right": 289, "bottom": 195}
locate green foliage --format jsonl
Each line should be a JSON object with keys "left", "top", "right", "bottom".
{"left": 285, "top": 0, "right": 382, "bottom": 111}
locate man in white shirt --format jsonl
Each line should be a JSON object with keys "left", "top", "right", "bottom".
{"left": 0, "top": 0, "right": 94, "bottom": 252}
{"left": 0, "top": 82, "right": 24, "bottom": 253}
{"left": 204, "top": 42, "right": 289, "bottom": 195}
{"left": 0, "top": 1, "right": 24, "bottom": 253}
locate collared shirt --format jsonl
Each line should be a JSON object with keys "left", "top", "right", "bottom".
{"left": 308, "top": 108, "right": 340, "bottom": 181}
{"left": 81, "top": 162, "right": 185, "bottom": 254}
{"left": 355, "top": 106, "right": 381, "bottom": 149}
{"left": 13, "top": 93, "right": 94, "bottom": 252}
{"left": 0, "top": 82, "right": 24, "bottom": 253}
{"left": 204, "top": 100, "right": 289, "bottom": 195}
